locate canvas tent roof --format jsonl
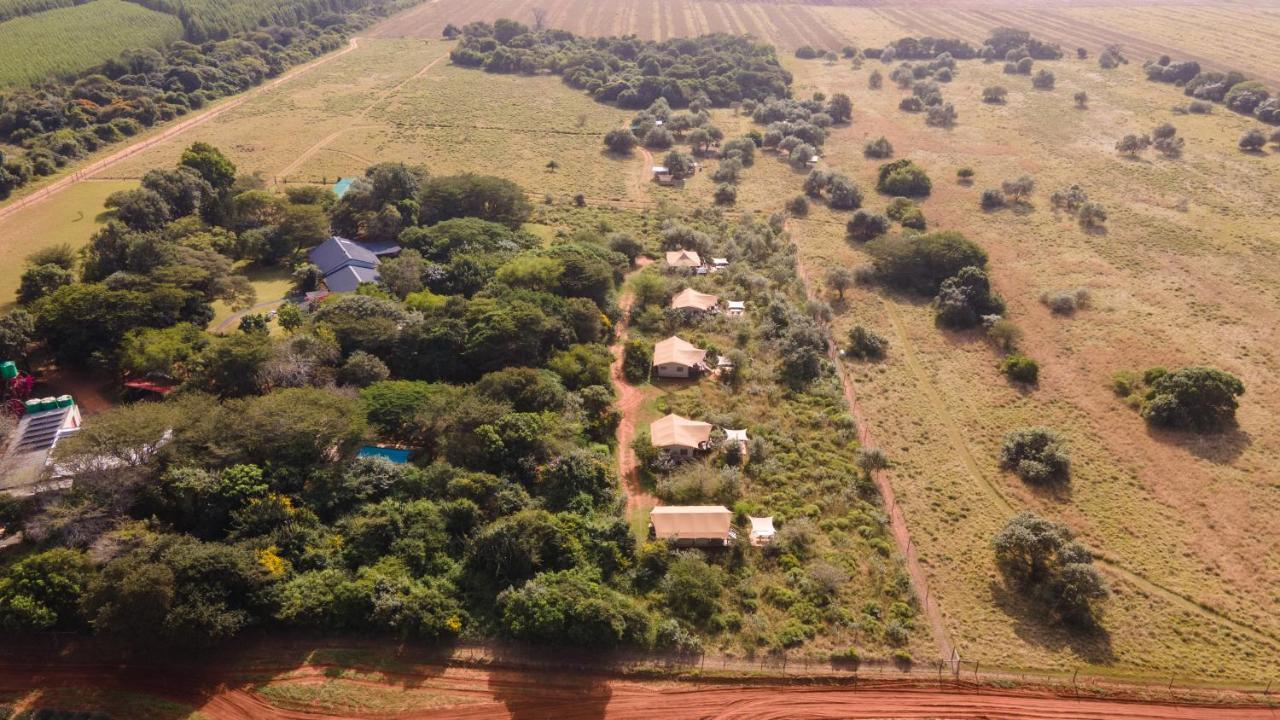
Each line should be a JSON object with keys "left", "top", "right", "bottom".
{"left": 651, "top": 505, "right": 732, "bottom": 541}
{"left": 308, "top": 236, "right": 380, "bottom": 275}
{"left": 670, "top": 287, "right": 719, "bottom": 310}
{"left": 749, "top": 516, "right": 776, "bottom": 545}
{"left": 650, "top": 413, "right": 714, "bottom": 449}
{"left": 665, "top": 250, "right": 702, "bottom": 268}
{"left": 724, "top": 428, "right": 748, "bottom": 443}
{"left": 653, "top": 336, "right": 707, "bottom": 368}
{"left": 726, "top": 300, "right": 746, "bottom": 310}
{"left": 322, "top": 265, "right": 380, "bottom": 293}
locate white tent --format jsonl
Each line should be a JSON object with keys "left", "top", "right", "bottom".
{"left": 749, "top": 516, "right": 776, "bottom": 546}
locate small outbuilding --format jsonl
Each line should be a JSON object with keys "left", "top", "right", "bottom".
{"left": 650, "top": 413, "right": 714, "bottom": 457}
{"left": 665, "top": 250, "right": 702, "bottom": 269}
{"left": 670, "top": 287, "right": 719, "bottom": 312}
{"left": 650, "top": 505, "right": 734, "bottom": 547}
{"left": 653, "top": 166, "right": 675, "bottom": 186}
{"left": 653, "top": 336, "right": 708, "bottom": 379}
{"left": 726, "top": 300, "right": 746, "bottom": 317}
{"left": 711, "top": 257, "right": 729, "bottom": 271}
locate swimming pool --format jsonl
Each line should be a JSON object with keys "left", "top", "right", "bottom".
{"left": 356, "top": 446, "right": 412, "bottom": 463}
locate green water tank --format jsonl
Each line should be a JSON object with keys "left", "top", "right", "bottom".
{"left": 56, "top": 395, "right": 74, "bottom": 408}
{"left": 0, "top": 361, "right": 16, "bottom": 380}
{"left": 24, "top": 399, "right": 42, "bottom": 414}
{"left": 40, "top": 396, "right": 57, "bottom": 411}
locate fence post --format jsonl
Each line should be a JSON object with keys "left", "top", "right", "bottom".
{"left": 1072, "top": 669, "right": 1079, "bottom": 699}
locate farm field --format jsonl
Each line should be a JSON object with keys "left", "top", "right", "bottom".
{"left": 727, "top": 51, "right": 1280, "bottom": 680}
{"left": 0, "top": 0, "right": 182, "bottom": 86}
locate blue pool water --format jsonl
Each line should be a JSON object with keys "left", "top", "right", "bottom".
{"left": 356, "top": 446, "right": 412, "bottom": 463}
{"left": 333, "top": 177, "right": 355, "bottom": 198}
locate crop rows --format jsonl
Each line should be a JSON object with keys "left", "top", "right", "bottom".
{"left": 0, "top": 0, "right": 182, "bottom": 87}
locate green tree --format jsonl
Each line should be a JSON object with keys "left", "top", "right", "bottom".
{"left": 622, "top": 339, "right": 652, "bottom": 384}
{"left": 999, "top": 427, "right": 1070, "bottom": 484}
{"left": 661, "top": 553, "right": 724, "bottom": 625}
{"left": 338, "top": 350, "right": 390, "bottom": 388}
{"left": 17, "top": 263, "right": 73, "bottom": 304}
{"left": 465, "top": 509, "right": 584, "bottom": 593}
{"left": 1141, "top": 366, "right": 1245, "bottom": 432}
{"left": 876, "top": 159, "right": 932, "bottom": 196}
{"left": 119, "top": 323, "right": 209, "bottom": 380}
{"left": 547, "top": 343, "right": 613, "bottom": 391}
{"left": 866, "top": 230, "right": 988, "bottom": 294}
{"left": 825, "top": 267, "right": 856, "bottom": 299}
{"left": 0, "top": 309, "right": 35, "bottom": 360}
{"left": 992, "top": 512, "right": 1107, "bottom": 627}
{"left": 0, "top": 548, "right": 94, "bottom": 631}
{"left": 604, "top": 128, "right": 638, "bottom": 154}
{"left": 180, "top": 142, "right": 237, "bottom": 190}
{"left": 499, "top": 569, "right": 652, "bottom": 647}
{"left": 418, "top": 174, "right": 531, "bottom": 228}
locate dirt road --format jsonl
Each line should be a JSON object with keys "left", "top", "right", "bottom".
{"left": 609, "top": 257, "right": 659, "bottom": 515}
{"left": 2, "top": 658, "right": 1276, "bottom": 720}
{"left": 0, "top": 37, "right": 362, "bottom": 224}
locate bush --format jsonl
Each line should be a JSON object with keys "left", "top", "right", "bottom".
{"left": 1239, "top": 129, "right": 1267, "bottom": 151}
{"left": 935, "top": 266, "right": 1004, "bottom": 329}
{"left": 999, "top": 427, "right": 1070, "bottom": 483}
{"left": 1187, "top": 100, "right": 1212, "bottom": 114}
{"left": 982, "top": 85, "right": 1008, "bottom": 103}
{"left": 786, "top": 195, "right": 810, "bottom": 217}
{"left": 1078, "top": 202, "right": 1107, "bottom": 229}
{"left": 714, "top": 183, "right": 737, "bottom": 205}
{"left": 604, "top": 128, "right": 638, "bottom": 154}
{"left": 846, "top": 325, "right": 889, "bottom": 361}
{"left": 898, "top": 97, "right": 923, "bottom": 112}
{"left": 999, "top": 353, "right": 1039, "bottom": 384}
{"left": 957, "top": 167, "right": 975, "bottom": 182}
{"left": 986, "top": 317, "right": 1022, "bottom": 352}
{"left": 622, "top": 340, "right": 651, "bottom": 384}
{"left": 980, "top": 188, "right": 1006, "bottom": 210}
{"left": 925, "top": 103, "right": 957, "bottom": 128}
{"left": 846, "top": 210, "right": 891, "bottom": 243}
{"left": 1031, "top": 69, "right": 1055, "bottom": 89}
{"left": 876, "top": 159, "right": 932, "bottom": 197}
{"left": 1039, "top": 288, "right": 1090, "bottom": 314}
{"left": 863, "top": 136, "right": 893, "bottom": 159}
{"left": 1141, "top": 366, "right": 1245, "bottom": 432}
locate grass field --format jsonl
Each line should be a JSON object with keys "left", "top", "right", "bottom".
{"left": 0, "top": 0, "right": 182, "bottom": 86}
{"left": 720, "top": 52, "right": 1280, "bottom": 681}
{"left": 255, "top": 677, "right": 481, "bottom": 714}
{"left": 0, "top": 179, "right": 131, "bottom": 307}
{"left": 0, "top": 0, "right": 1278, "bottom": 684}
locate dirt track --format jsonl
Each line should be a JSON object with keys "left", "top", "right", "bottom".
{"left": 3, "top": 659, "right": 1277, "bottom": 720}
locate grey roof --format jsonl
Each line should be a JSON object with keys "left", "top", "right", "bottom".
{"left": 359, "top": 239, "right": 403, "bottom": 256}
{"left": 308, "top": 236, "right": 380, "bottom": 275}
{"left": 322, "top": 265, "right": 380, "bottom": 293}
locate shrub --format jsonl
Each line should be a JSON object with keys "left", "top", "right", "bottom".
{"left": 925, "top": 103, "right": 957, "bottom": 128}
{"left": 1115, "top": 133, "right": 1151, "bottom": 157}
{"left": 863, "top": 136, "right": 893, "bottom": 159}
{"left": 786, "top": 195, "right": 810, "bottom": 217}
{"left": 1031, "top": 69, "right": 1055, "bottom": 89}
{"left": 982, "top": 85, "right": 1008, "bottom": 103}
{"left": 1187, "top": 100, "right": 1212, "bottom": 114}
{"left": 1141, "top": 366, "right": 1245, "bottom": 432}
{"left": 999, "top": 427, "right": 1070, "bottom": 483}
{"left": 846, "top": 210, "right": 891, "bottom": 243}
{"left": 957, "top": 167, "right": 975, "bottom": 182}
{"left": 980, "top": 188, "right": 1006, "bottom": 210}
{"left": 795, "top": 45, "right": 819, "bottom": 60}
{"left": 714, "top": 183, "right": 737, "bottom": 205}
{"left": 622, "top": 340, "right": 651, "bottom": 384}
{"left": 1040, "top": 288, "right": 1090, "bottom": 315}
{"left": 876, "top": 159, "right": 932, "bottom": 197}
{"left": 1000, "top": 353, "right": 1039, "bottom": 384}
{"left": 1000, "top": 175, "right": 1035, "bottom": 203}
{"left": 1078, "top": 202, "right": 1107, "bottom": 228}
{"left": 846, "top": 325, "right": 889, "bottom": 360}
{"left": 935, "top": 266, "right": 1004, "bottom": 329}
{"left": 1239, "top": 129, "right": 1267, "bottom": 151}
{"left": 986, "top": 318, "right": 1022, "bottom": 351}
{"left": 603, "top": 128, "right": 638, "bottom": 154}
{"left": 898, "top": 97, "right": 923, "bottom": 112}
{"left": 1074, "top": 91, "right": 1088, "bottom": 109}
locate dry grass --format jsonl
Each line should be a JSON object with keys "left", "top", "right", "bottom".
{"left": 717, "top": 52, "right": 1280, "bottom": 681}
{"left": 254, "top": 677, "right": 480, "bottom": 714}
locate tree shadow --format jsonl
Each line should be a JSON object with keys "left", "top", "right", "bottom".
{"left": 1145, "top": 423, "right": 1251, "bottom": 465}
{"left": 989, "top": 580, "right": 1115, "bottom": 665}
{"left": 1009, "top": 200, "right": 1036, "bottom": 216}
{"left": 486, "top": 654, "right": 612, "bottom": 720}
{"left": 1081, "top": 223, "right": 1108, "bottom": 237}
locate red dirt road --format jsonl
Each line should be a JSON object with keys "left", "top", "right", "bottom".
{"left": 2, "top": 660, "right": 1277, "bottom": 720}
{"left": 609, "top": 256, "right": 659, "bottom": 515}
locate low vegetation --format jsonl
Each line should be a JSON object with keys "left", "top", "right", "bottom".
{"left": 993, "top": 513, "right": 1107, "bottom": 627}
{"left": 999, "top": 427, "right": 1069, "bottom": 484}
{"left": 1112, "top": 366, "right": 1245, "bottom": 432}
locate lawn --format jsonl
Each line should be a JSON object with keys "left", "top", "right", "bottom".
{"left": 0, "top": 0, "right": 182, "bottom": 87}
{"left": 0, "top": 179, "right": 132, "bottom": 309}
